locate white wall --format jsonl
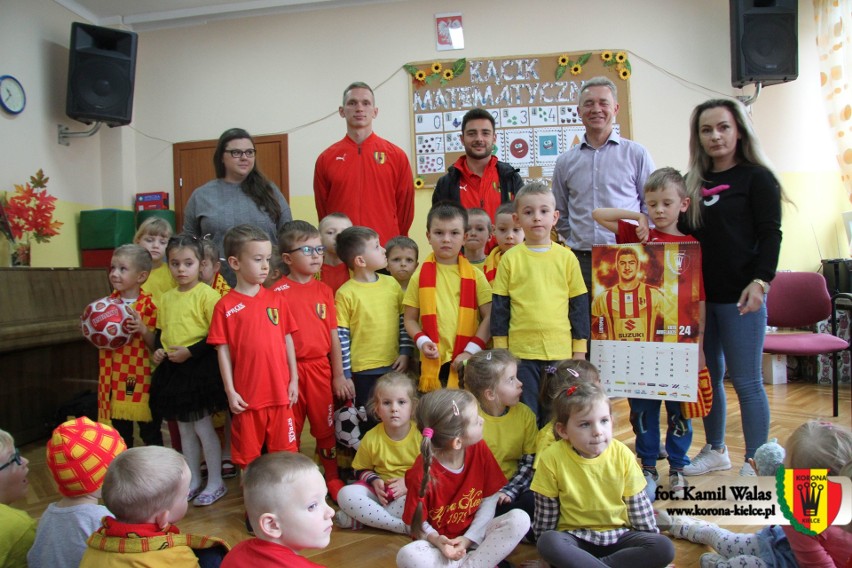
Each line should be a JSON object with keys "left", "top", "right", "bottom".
{"left": 1, "top": 0, "right": 846, "bottom": 269}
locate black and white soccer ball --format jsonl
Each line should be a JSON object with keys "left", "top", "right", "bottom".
{"left": 334, "top": 402, "right": 367, "bottom": 449}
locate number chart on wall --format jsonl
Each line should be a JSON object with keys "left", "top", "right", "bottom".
{"left": 590, "top": 242, "right": 701, "bottom": 402}
{"left": 404, "top": 51, "right": 634, "bottom": 188}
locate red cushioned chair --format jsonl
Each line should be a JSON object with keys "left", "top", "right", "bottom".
{"left": 763, "top": 271, "right": 851, "bottom": 416}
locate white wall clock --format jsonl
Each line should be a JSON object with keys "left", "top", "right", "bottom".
{"left": 0, "top": 75, "right": 26, "bottom": 115}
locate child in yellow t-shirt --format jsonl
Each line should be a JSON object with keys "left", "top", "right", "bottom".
{"left": 0, "top": 429, "right": 36, "bottom": 568}
{"left": 484, "top": 202, "right": 524, "bottom": 283}
{"left": 531, "top": 382, "right": 673, "bottom": 567}
{"left": 491, "top": 182, "right": 589, "bottom": 425}
{"left": 463, "top": 207, "right": 491, "bottom": 270}
{"left": 463, "top": 349, "right": 536, "bottom": 540}
{"left": 335, "top": 226, "right": 411, "bottom": 434}
{"left": 403, "top": 202, "right": 493, "bottom": 392}
{"left": 135, "top": 217, "right": 175, "bottom": 307}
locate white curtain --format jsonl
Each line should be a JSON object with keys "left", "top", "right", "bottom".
{"left": 814, "top": 0, "right": 852, "bottom": 203}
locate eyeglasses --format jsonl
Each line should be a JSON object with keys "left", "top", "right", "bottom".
{"left": 226, "top": 149, "right": 256, "bottom": 158}
{"left": 287, "top": 245, "right": 326, "bottom": 256}
{"left": 0, "top": 448, "right": 22, "bottom": 472}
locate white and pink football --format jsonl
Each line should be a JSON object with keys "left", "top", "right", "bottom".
{"left": 80, "top": 296, "right": 135, "bottom": 350}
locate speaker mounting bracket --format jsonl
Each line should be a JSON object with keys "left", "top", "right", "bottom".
{"left": 736, "top": 82, "right": 762, "bottom": 108}
{"left": 57, "top": 122, "right": 103, "bottom": 146}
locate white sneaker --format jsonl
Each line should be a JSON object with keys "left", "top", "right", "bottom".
{"left": 700, "top": 553, "right": 724, "bottom": 568}
{"left": 334, "top": 510, "right": 362, "bottom": 530}
{"left": 669, "top": 470, "right": 688, "bottom": 499}
{"left": 655, "top": 509, "right": 672, "bottom": 531}
{"left": 739, "top": 462, "right": 757, "bottom": 476}
{"left": 669, "top": 515, "right": 711, "bottom": 541}
{"left": 683, "top": 445, "right": 732, "bottom": 476}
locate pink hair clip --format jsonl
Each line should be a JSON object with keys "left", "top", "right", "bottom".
{"left": 451, "top": 400, "right": 460, "bottom": 416}
{"left": 566, "top": 368, "right": 580, "bottom": 378}
{"left": 422, "top": 428, "right": 434, "bottom": 439}
{"left": 565, "top": 385, "right": 578, "bottom": 397}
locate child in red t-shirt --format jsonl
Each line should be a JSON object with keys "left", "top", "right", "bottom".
{"left": 273, "top": 220, "right": 351, "bottom": 501}
{"left": 398, "top": 389, "right": 529, "bottom": 567}
{"left": 208, "top": 224, "right": 299, "bottom": 468}
{"left": 317, "top": 212, "right": 352, "bottom": 293}
{"left": 222, "top": 452, "right": 333, "bottom": 568}
{"left": 592, "top": 166, "right": 705, "bottom": 497}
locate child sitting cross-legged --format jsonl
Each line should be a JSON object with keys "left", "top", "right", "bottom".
{"left": 80, "top": 446, "right": 229, "bottom": 567}
{"left": 0, "top": 428, "right": 36, "bottom": 568}
{"left": 531, "top": 381, "right": 674, "bottom": 568}
{"left": 335, "top": 372, "right": 421, "bottom": 533}
{"left": 397, "top": 389, "right": 530, "bottom": 568}
{"left": 662, "top": 421, "right": 852, "bottom": 568}
{"left": 28, "top": 417, "right": 126, "bottom": 568}
{"left": 222, "top": 452, "right": 334, "bottom": 568}
{"left": 462, "top": 349, "right": 537, "bottom": 540}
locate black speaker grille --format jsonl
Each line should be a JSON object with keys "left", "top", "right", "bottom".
{"left": 742, "top": 13, "right": 796, "bottom": 75}
{"left": 71, "top": 58, "right": 131, "bottom": 113}
{"left": 66, "top": 22, "right": 137, "bottom": 126}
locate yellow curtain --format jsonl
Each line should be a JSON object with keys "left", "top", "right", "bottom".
{"left": 814, "top": 0, "right": 852, "bottom": 204}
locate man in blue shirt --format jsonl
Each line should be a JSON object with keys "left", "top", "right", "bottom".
{"left": 552, "top": 76, "right": 655, "bottom": 291}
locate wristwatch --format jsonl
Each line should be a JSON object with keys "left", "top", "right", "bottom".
{"left": 752, "top": 279, "right": 770, "bottom": 295}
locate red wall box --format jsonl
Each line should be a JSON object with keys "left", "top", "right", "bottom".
{"left": 81, "top": 249, "right": 114, "bottom": 268}
{"left": 135, "top": 192, "right": 169, "bottom": 211}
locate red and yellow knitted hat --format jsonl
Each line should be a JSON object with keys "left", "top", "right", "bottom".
{"left": 46, "top": 417, "right": 126, "bottom": 497}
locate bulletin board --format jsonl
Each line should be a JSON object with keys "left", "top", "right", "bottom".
{"left": 404, "top": 50, "right": 634, "bottom": 189}
{"left": 590, "top": 242, "right": 702, "bottom": 402}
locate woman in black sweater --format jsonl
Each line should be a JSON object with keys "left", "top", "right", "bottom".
{"left": 682, "top": 99, "right": 784, "bottom": 477}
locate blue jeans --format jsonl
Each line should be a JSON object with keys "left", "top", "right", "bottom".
{"left": 702, "top": 302, "right": 770, "bottom": 460}
{"left": 629, "top": 398, "right": 692, "bottom": 469}
{"left": 517, "top": 358, "right": 556, "bottom": 428}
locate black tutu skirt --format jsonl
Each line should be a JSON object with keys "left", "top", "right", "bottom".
{"left": 150, "top": 349, "right": 227, "bottom": 422}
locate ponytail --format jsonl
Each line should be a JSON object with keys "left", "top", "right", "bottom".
{"left": 407, "top": 389, "right": 476, "bottom": 538}
{"left": 410, "top": 433, "right": 435, "bottom": 539}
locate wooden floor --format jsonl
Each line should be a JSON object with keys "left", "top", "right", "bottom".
{"left": 15, "top": 382, "right": 851, "bottom": 568}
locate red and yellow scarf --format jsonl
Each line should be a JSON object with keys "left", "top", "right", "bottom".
{"left": 418, "top": 253, "right": 479, "bottom": 391}
{"left": 211, "top": 272, "right": 231, "bottom": 298}
{"left": 87, "top": 517, "right": 229, "bottom": 553}
{"left": 483, "top": 247, "right": 504, "bottom": 283}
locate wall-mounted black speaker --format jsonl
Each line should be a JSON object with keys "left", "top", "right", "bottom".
{"left": 66, "top": 22, "right": 138, "bottom": 126}
{"left": 730, "top": 0, "right": 798, "bottom": 88}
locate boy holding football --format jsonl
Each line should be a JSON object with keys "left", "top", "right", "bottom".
{"left": 93, "top": 244, "right": 161, "bottom": 447}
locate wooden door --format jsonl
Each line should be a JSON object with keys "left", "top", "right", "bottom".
{"left": 172, "top": 134, "right": 289, "bottom": 231}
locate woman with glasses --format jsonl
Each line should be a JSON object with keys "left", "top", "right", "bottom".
{"left": 183, "top": 128, "right": 293, "bottom": 286}
{"left": 0, "top": 429, "right": 36, "bottom": 567}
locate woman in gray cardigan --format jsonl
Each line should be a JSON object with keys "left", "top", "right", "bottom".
{"left": 183, "top": 128, "right": 292, "bottom": 286}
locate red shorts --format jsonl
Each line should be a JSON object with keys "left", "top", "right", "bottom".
{"left": 230, "top": 405, "right": 297, "bottom": 466}
{"left": 292, "top": 357, "right": 335, "bottom": 447}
